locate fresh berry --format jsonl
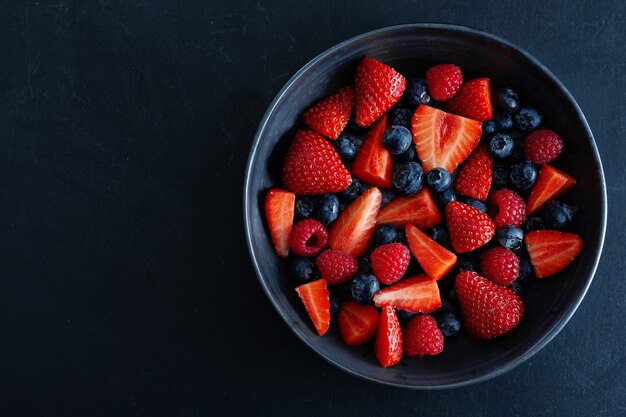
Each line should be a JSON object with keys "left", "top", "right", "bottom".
{"left": 283, "top": 129, "right": 352, "bottom": 195}
{"left": 509, "top": 161, "right": 538, "bottom": 190}
{"left": 290, "top": 218, "right": 328, "bottom": 257}
{"left": 455, "top": 271, "right": 524, "bottom": 339}
{"left": 527, "top": 164, "right": 576, "bottom": 214}
{"left": 315, "top": 194, "right": 340, "bottom": 225}
{"left": 492, "top": 87, "right": 519, "bottom": 114}
{"left": 377, "top": 188, "right": 441, "bottom": 228}
{"left": 374, "top": 306, "right": 403, "bottom": 367}
{"left": 436, "top": 312, "right": 462, "bottom": 337}
{"left": 445, "top": 201, "right": 495, "bottom": 253}
{"left": 406, "top": 224, "right": 457, "bottom": 281}
{"left": 429, "top": 225, "right": 450, "bottom": 247}
{"left": 354, "top": 58, "right": 406, "bottom": 128}
{"left": 487, "top": 133, "right": 514, "bottom": 159}
{"left": 480, "top": 246, "right": 520, "bottom": 285}
{"left": 392, "top": 162, "right": 424, "bottom": 196}
{"left": 373, "top": 275, "right": 442, "bottom": 313}
{"left": 425, "top": 64, "right": 463, "bottom": 101}
{"left": 394, "top": 144, "right": 418, "bottom": 163}
{"left": 382, "top": 125, "right": 412, "bottom": 155}
{"left": 338, "top": 177, "right": 363, "bottom": 202}
{"left": 514, "top": 106, "right": 542, "bottom": 132}
{"left": 291, "top": 257, "right": 320, "bottom": 283}
{"left": 374, "top": 225, "right": 399, "bottom": 245}
{"left": 390, "top": 105, "right": 413, "bottom": 129}
{"left": 316, "top": 249, "right": 358, "bottom": 285}
{"left": 459, "top": 197, "right": 488, "bottom": 213}
{"left": 525, "top": 230, "right": 583, "bottom": 278}
{"left": 348, "top": 272, "right": 380, "bottom": 304}
{"left": 453, "top": 146, "right": 493, "bottom": 201}
{"left": 404, "top": 314, "right": 444, "bottom": 357}
{"left": 488, "top": 188, "right": 527, "bottom": 228}
{"left": 337, "top": 301, "right": 380, "bottom": 345}
{"left": 506, "top": 133, "right": 526, "bottom": 163}
{"left": 496, "top": 226, "right": 524, "bottom": 250}
{"left": 483, "top": 120, "right": 497, "bottom": 136}
{"left": 524, "top": 129, "right": 564, "bottom": 164}
{"left": 358, "top": 257, "right": 372, "bottom": 273}
{"left": 426, "top": 167, "right": 452, "bottom": 192}
{"left": 412, "top": 105, "right": 482, "bottom": 173}
{"left": 295, "top": 279, "right": 331, "bottom": 336}
{"left": 435, "top": 188, "right": 457, "bottom": 208}
{"left": 265, "top": 189, "right": 295, "bottom": 257}
{"left": 492, "top": 165, "right": 509, "bottom": 188}
{"left": 543, "top": 200, "right": 575, "bottom": 230}
{"left": 446, "top": 78, "right": 493, "bottom": 121}
{"left": 493, "top": 113, "right": 514, "bottom": 132}
{"left": 525, "top": 216, "right": 545, "bottom": 232}
{"left": 517, "top": 255, "right": 536, "bottom": 283}
{"left": 352, "top": 113, "right": 393, "bottom": 188}
{"left": 304, "top": 86, "right": 355, "bottom": 140}
{"left": 405, "top": 77, "right": 432, "bottom": 107}
{"left": 333, "top": 135, "right": 358, "bottom": 161}
{"left": 370, "top": 243, "right": 411, "bottom": 285}
{"left": 294, "top": 197, "right": 314, "bottom": 219}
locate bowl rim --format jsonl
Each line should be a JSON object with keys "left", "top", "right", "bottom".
{"left": 243, "top": 23, "right": 607, "bottom": 389}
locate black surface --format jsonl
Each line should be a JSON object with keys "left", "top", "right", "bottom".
{"left": 0, "top": 1, "right": 623, "bottom": 415}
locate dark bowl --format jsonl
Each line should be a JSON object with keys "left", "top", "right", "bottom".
{"left": 243, "top": 24, "right": 607, "bottom": 389}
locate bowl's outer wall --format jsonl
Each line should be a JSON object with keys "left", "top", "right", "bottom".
{"left": 244, "top": 25, "right": 606, "bottom": 388}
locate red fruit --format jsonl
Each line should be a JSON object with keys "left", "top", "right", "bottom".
{"left": 373, "top": 275, "right": 442, "bottom": 313}
{"left": 354, "top": 58, "right": 406, "bottom": 128}
{"left": 283, "top": 129, "right": 352, "bottom": 195}
{"left": 328, "top": 187, "right": 382, "bottom": 258}
{"left": 488, "top": 188, "right": 527, "bottom": 228}
{"left": 446, "top": 78, "right": 493, "bottom": 121}
{"left": 425, "top": 64, "right": 463, "bottom": 101}
{"left": 265, "top": 189, "right": 295, "bottom": 257}
{"left": 525, "top": 230, "right": 583, "bottom": 278}
{"left": 524, "top": 129, "right": 564, "bottom": 164}
{"left": 290, "top": 219, "right": 328, "bottom": 257}
{"left": 303, "top": 86, "right": 355, "bottom": 140}
{"left": 376, "top": 188, "right": 441, "bottom": 229}
{"left": 403, "top": 314, "right": 444, "bottom": 357}
{"left": 370, "top": 243, "right": 411, "bottom": 285}
{"left": 480, "top": 246, "right": 520, "bottom": 286}
{"left": 316, "top": 249, "right": 358, "bottom": 285}
{"left": 527, "top": 164, "right": 577, "bottom": 215}
{"left": 455, "top": 271, "right": 524, "bottom": 340}
{"left": 337, "top": 301, "right": 380, "bottom": 346}
{"left": 374, "top": 306, "right": 403, "bottom": 368}
{"left": 352, "top": 113, "right": 393, "bottom": 188}
{"left": 445, "top": 201, "right": 495, "bottom": 253}
{"left": 295, "top": 279, "right": 331, "bottom": 336}
{"left": 412, "top": 105, "right": 482, "bottom": 173}
{"left": 453, "top": 146, "right": 493, "bottom": 201}
{"left": 405, "top": 224, "right": 457, "bottom": 281}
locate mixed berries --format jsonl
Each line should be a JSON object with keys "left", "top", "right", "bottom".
{"left": 263, "top": 58, "right": 583, "bottom": 368}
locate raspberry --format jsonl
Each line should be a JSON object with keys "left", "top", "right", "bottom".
{"left": 524, "top": 129, "right": 564, "bottom": 164}
{"left": 369, "top": 243, "right": 410, "bottom": 285}
{"left": 489, "top": 188, "right": 527, "bottom": 229}
{"left": 425, "top": 64, "right": 463, "bottom": 101}
{"left": 290, "top": 219, "right": 328, "bottom": 257}
{"left": 480, "top": 246, "right": 520, "bottom": 285}
{"left": 316, "top": 249, "right": 358, "bottom": 285}
{"left": 403, "top": 314, "right": 444, "bottom": 357}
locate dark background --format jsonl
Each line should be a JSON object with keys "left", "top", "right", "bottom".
{"left": 0, "top": 0, "right": 623, "bottom": 415}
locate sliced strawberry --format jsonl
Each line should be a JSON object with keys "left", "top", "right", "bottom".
{"left": 337, "top": 301, "right": 380, "bottom": 346}
{"left": 405, "top": 224, "right": 457, "bottom": 281}
{"left": 376, "top": 188, "right": 441, "bottom": 229}
{"left": 295, "top": 279, "right": 331, "bottom": 336}
{"left": 355, "top": 58, "right": 406, "bottom": 128}
{"left": 527, "top": 164, "right": 577, "bottom": 214}
{"left": 525, "top": 230, "right": 583, "bottom": 278}
{"left": 328, "top": 187, "right": 382, "bottom": 257}
{"left": 446, "top": 78, "right": 493, "bottom": 121}
{"left": 453, "top": 146, "right": 493, "bottom": 201}
{"left": 411, "top": 105, "right": 482, "bottom": 173}
{"left": 303, "top": 86, "right": 355, "bottom": 140}
{"left": 374, "top": 306, "right": 403, "bottom": 368}
{"left": 351, "top": 113, "right": 393, "bottom": 188}
{"left": 373, "top": 275, "right": 442, "bottom": 313}
{"left": 264, "top": 188, "right": 295, "bottom": 257}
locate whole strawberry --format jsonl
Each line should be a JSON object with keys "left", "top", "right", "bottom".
{"left": 445, "top": 201, "right": 495, "bottom": 253}
{"left": 425, "top": 64, "right": 463, "bottom": 101}
{"left": 488, "top": 188, "right": 527, "bottom": 228}
{"left": 370, "top": 243, "right": 411, "bottom": 284}
{"left": 304, "top": 86, "right": 355, "bottom": 140}
{"left": 316, "top": 249, "right": 358, "bottom": 285}
{"left": 480, "top": 246, "right": 520, "bottom": 285}
{"left": 404, "top": 314, "right": 444, "bottom": 357}
{"left": 453, "top": 146, "right": 493, "bottom": 201}
{"left": 355, "top": 58, "right": 406, "bottom": 128}
{"left": 524, "top": 129, "right": 564, "bottom": 164}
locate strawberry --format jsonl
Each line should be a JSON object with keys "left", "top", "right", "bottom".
{"left": 412, "top": 105, "right": 482, "bottom": 173}
{"left": 374, "top": 306, "right": 403, "bottom": 368}
{"left": 425, "top": 64, "right": 463, "bottom": 101}
{"left": 370, "top": 243, "right": 411, "bottom": 285}
{"left": 445, "top": 201, "right": 495, "bottom": 253}
{"left": 295, "top": 279, "right": 331, "bottom": 336}
{"left": 337, "top": 301, "right": 380, "bottom": 346}
{"left": 488, "top": 188, "right": 527, "bottom": 228}
{"left": 304, "top": 86, "right": 355, "bottom": 140}
{"left": 446, "top": 78, "right": 493, "bottom": 121}
{"left": 524, "top": 129, "right": 564, "bottom": 164}
{"left": 351, "top": 112, "right": 393, "bottom": 188}
{"left": 403, "top": 314, "right": 444, "bottom": 357}
{"left": 480, "top": 246, "right": 519, "bottom": 285}
{"left": 527, "top": 164, "right": 576, "bottom": 214}
{"left": 265, "top": 189, "right": 295, "bottom": 257}
{"left": 405, "top": 224, "right": 457, "bottom": 281}
{"left": 453, "top": 146, "right": 493, "bottom": 201}
{"left": 283, "top": 129, "right": 352, "bottom": 195}
{"left": 354, "top": 58, "right": 406, "bottom": 128}
{"left": 373, "top": 275, "right": 441, "bottom": 313}
{"left": 376, "top": 188, "right": 441, "bottom": 229}
{"left": 525, "top": 230, "right": 583, "bottom": 278}
{"left": 290, "top": 218, "right": 328, "bottom": 257}
{"left": 316, "top": 249, "right": 358, "bottom": 285}
{"left": 455, "top": 271, "right": 524, "bottom": 340}
{"left": 328, "top": 187, "right": 381, "bottom": 257}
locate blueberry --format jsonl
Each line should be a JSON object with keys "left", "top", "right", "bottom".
{"left": 291, "top": 257, "right": 320, "bottom": 283}
{"left": 459, "top": 197, "right": 488, "bottom": 213}
{"left": 492, "top": 165, "right": 509, "bottom": 188}
{"left": 349, "top": 132, "right": 365, "bottom": 151}
{"left": 315, "top": 194, "right": 339, "bottom": 225}
{"left": 396, "top": 309, "right": 416, "bottom": 322}
{"left": 497, "top": 226, "right": 524, "bottom": 250}
{"left": 382, "top": 126, "right": 412, "bottom": 155}
{"left": 514, "top": 106, "right": 543, "bottom": 132}
{"left": 494, "top": 113, "right": 514, "bottom": 132}
{"left": 429, "top": 225, "right": 450, "bottom": 247}
{"left": 374, "top": 225, "right": 399, "bottom": 245}
{"left": 457, "top": 254, "right": 478, "bottom": 272}
{"left": 511, "top": 282, "right": 523, "bottom": 295}
{"left": 509, "top": 161, "right": 537, "bottom": 190}
{"left": 348, "top": 273, "right": 380, "bottom": 305}
{"left": 338, "top": 177, "right": 362, "bottom": 202}
{"left": 406, "top": 78, "right": 432, "bottom": 107}
{"left": 437, "top": 312, "right": 462, "bottom": 337}
{"left": 492, "top": 87, "right": 520, "bottom": 114}
{"left": 334, "top": 135, "right": 357, "bottom": 161}
{"left": 517, "top": 255, "right": 536, "bottom": 283}
{"left": 435, "top": 188, "right": 457, "bottom": 208}
{"left": 482, "top": 120, "right": 497, "bottom": 136}
{"left": 426, "top": 167, "right": 452, "bottom": 192}
{"left": 380, "top": 189, "right": 396, "bottom": 208}
{"left": 543, "top": 200, "right": 575, "bottom": 230}
{"left": 347, "top": 113, "right": 368, "bottom": 134}
{"left": 392, "top": 162, "right": 424, "bottom": 196}
{"left": 394, "top": 145, "right": 418, "bottom": 163}
{"left": 358, "top": 257, "right": 372, "bottom": 273}
{"left": 525, "top": 216, "right": 545, "bottom": 232}
{"left": 329, "top": 293, "right": 341, "bottom": 316}
{"left": 390, "top": 105, "right": 413, "bottom": 129}
{"left": 488, "top": 133, "right": 514, "bottom": 159}
{"left": 294, "top": 197, "right": 314, "bottom": 219}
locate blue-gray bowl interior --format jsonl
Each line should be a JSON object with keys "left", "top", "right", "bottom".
{"left": 244, "top": 24, "right": 606, "bottom": 389}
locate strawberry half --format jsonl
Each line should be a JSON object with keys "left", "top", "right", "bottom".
{"left": 446, "top": 78, "right": 493, "bottom": 121}
{"left": 328, "top": 187, "right": 382, "bottom": 257}
{"left": 337, "top": 301, "right": 380, "bottom": 346}
{"left": 351, "top": 112, "right": 393, "bottom": 188}
{"left": 412, "top": 105, "right": 482, "bottom": 173}
{"left": 376, "top": 188, "right": 441, "bottom": 229}
{"left": 283, "top": 129, "right": 352, "bottom": 195}
{"left": 265, "top": 188, "right": 295, "bottom": 257}
{"left": 453, "top": 146, "right": 493, "bottom": 201}
{"left": 355, "top": 58, "right": 406, "bottom": 128}
{"left": 445, "top": 201, "right": 495, "bottom": 253}
{"left": 374, "top": 306, "right": 403, "bottom": 368}
{"left": 525, "top": 230, "right": 583, "bottom": 278}
{"left": 373, "top": 275, "right": 442, "bottom": 313}
{"left": 527, "top": 164, "right": 577, "bottom": 215}
{"left": 405, "top": 224, "right": 457, "bottom": 281}
{"left": 295, "top": 279, "right": 331, "bottom": 336}
{"left": 304, "top": 86, "right": 355, "bottom": 140}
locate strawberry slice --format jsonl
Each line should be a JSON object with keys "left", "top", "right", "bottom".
{"left": 445, "top": 78, "right": 493, "bottom": 121}
{"left": 337, "top": 301, "right": 380, "bottom": 346}
{"left": 328, "top": 187, "right": 382, "bottom": 257}
{"left": 374, "top": 306, "right": 403, "bottom": 368}
{"left": 351, "top": 113, "right": 393, "bottom": 188}
{"left": 411, "top": 105, "right": 482, "bottom": 173}
{"left": 355, "top": 58, "right": 406, "bottom": 128}
{"left": 405, "top": 224, "right": 457, "bottom": 281}
{"left": 373, "top": 275, "right": 442, "bottom": 313}
{"left": 527, "top": 164, "right": 577, "bottom": 214}
{"left": 304, "top": 86, "right": 355, "bottom": 140}
{"left": 295, "top": 279, "right": 331, "bottom": 336}
{"left": 376, "top": 188, "right": 441, "bottom": 229}
{"left": 264, "top": 188, "right": 295, "bottom": 257}
{"left": 525, "top": 230, "right": 583, "bottom": 278}
{"left": 453, "top": 146, "right": 493, "bottom": 201}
